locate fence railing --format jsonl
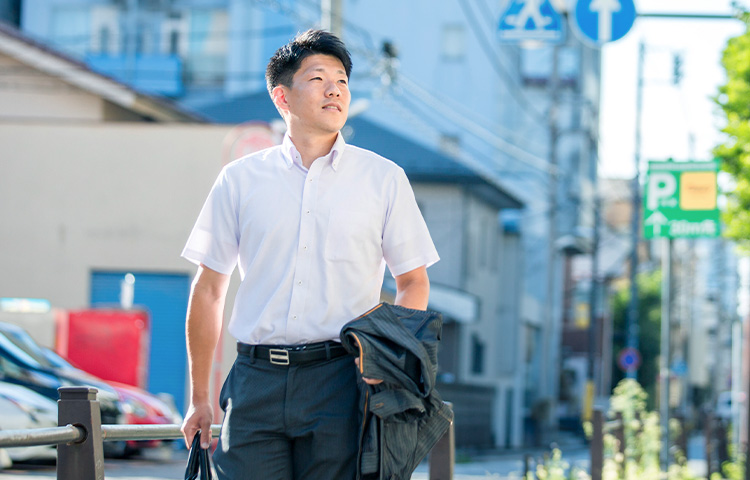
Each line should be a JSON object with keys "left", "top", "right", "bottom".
{"left": 0, "top": 386, "right": 454, "bottom": 480}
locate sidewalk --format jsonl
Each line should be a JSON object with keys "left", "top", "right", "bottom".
{"left": 0, "top": 438, "right": 591, "bottom": 480}
{"left": 413, "top": 432, "right": 590, "bottom": 479}
{"left": 0, "top": 432, "right": 710, "bottom": 480}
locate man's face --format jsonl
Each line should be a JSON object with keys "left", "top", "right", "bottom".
{"left": 275, "top": 54, "right": 351, "bottom": 137}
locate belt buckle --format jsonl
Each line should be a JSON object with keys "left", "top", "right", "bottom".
{"left": 269, "top": 348, "right": 290, "bottom": 366}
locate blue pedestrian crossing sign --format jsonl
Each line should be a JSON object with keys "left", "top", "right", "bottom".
{"left": 572, "top": 0, "right": 637, "bottom": 46}
{"left": 498, "top": 0, "right": 564, "bottom": 43}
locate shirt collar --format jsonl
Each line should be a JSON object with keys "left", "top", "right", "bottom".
{"left": 280, "top": 132, "right": 346, "bottom": 172}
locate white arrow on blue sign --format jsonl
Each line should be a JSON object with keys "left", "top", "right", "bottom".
{"left": 498, "top": 0, "right": 564, "bottom": 43}
{"left": 572, "top": 0, "right": 637, "bottom": 46}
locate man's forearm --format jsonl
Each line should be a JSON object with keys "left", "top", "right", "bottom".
{"left": 394, "top": 266, "right": 430, "bottom": 310}
{"left": 186, "top": 271, "right": 227, "bottom": 404}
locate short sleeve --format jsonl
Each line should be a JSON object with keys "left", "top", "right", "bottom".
{"left": 181, "top": 168, "right": 240, "bottom": 275}
{"left": 381, "top": 168, "right": 440, "bottom": 277}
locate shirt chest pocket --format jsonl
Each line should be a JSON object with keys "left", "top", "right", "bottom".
{"left": 325, "top": 208, "right": 381, "bottom": 263}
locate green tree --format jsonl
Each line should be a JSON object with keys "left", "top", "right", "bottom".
{"left": 611, "top": 270, "right": 662, "bottom": 408}
{"left": 714, "top": 13, "right": 750, "bottom": 243}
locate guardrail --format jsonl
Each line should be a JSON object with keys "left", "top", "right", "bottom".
{"left": 0, "top": 386, "right": 454, "bottom": 480}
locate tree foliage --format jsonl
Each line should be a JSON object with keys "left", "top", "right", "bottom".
{"left": 714, "top": 13, "right": 750, "bottom": 244}
{"left": 610, "top": 270, "right": 662, "bottom": 408}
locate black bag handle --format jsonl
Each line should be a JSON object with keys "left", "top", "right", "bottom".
{"left": 185, "top": 431, "right": 214, "bottom": 480}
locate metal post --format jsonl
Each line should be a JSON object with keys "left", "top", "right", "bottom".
{"left": 661, "top": 240, "right": 673, "bottom": 457}
{"left": 626, "top": 41, "right": 645, "bottom": 380}
{"left": 675, "top": 413, "right": 687, "bottom": 457}
{"left": 57, "top": 387, "right": 104, "bottom": 480}
{"left": 590, "top": 408, "right": 603, "bottom": 480}
{"left": 733, "top": 318, "right": 742, "bottom": 455}
{"left": 320, "top": 0, "right": 343, "bottom": 37}
{"left": 585, "top": 193, "right": 601, "bottom": 422}
{"left": 428, "top": 419, "right": 454, "bottom": 480}
{"left": 705, "top": 413, "right": 714, "bottom": 478}
{"left": 523, "top": 454, "right": 532, "bottom": 479}
{"left": 543, "top": 42, "right": 560, "bottom": 422}
{"left": 745, "top": 312, "right": 750, "bottom": 480}
{"left": 614, "top": 411, "right": 626, "bottom": 457}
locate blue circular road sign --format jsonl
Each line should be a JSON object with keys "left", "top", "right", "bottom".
{"left": 572, "top": 0, "right": 637, "bottom": 46}
{"left": 617, "top": 347, "right": 641, "bottom": 372}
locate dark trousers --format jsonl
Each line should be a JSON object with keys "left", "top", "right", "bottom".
{"left": 213, "top": 350, "right": 360, "bottom": 480}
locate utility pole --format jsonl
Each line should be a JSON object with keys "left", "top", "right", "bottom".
{"left": 630, "top": 11, "right": 741, "bottom": 473}
{"left": 624, "top": 12, "right": 738, "bottom": 382}
{"left": 321, "top": 0, "right": 343, "bottom": 37}
{"left": 625, "top": 41, "right": 644, "bottom": 380}
{"left": 544, "top": 43, "right": 561, "bottom": 416}
{"left": 585, "top": 192, "right": 601, "bottom": 422}
{"left": 659, "top": 237, "right": 673, "bottom": 471}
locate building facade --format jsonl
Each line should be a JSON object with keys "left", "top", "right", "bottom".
{"left": 9, "top": 0, "right": 603, "bottom": 446}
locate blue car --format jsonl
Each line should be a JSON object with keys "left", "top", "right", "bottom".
{"left": 0, "top": 322, "right": 128, "bottom": 456}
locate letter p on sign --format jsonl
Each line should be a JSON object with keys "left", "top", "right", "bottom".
{"left": 647, "top": 172, "right": 676, "bottom": 210}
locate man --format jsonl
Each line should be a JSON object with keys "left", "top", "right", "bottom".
{"left": 180, "top": 29, "right": 439, "bottom": 479}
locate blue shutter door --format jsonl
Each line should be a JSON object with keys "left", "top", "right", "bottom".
{"left": 91, "top": 271, "right": 190, "bottom": 413}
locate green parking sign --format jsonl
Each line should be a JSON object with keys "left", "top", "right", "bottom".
{"left": 643, "top": 160, "right": 720, "bottom": 239}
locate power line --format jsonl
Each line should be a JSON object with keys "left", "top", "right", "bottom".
{"left": 248, "top": 0, "right": 555, "bottom": 179}
{"left": 456, "top": 0, "right": 547, "bottom": 123}
{"left": 395, "top": 74, "right": 556, "bottom": 175}
{"left": 390, "top": 89, "right": 548, "bottom": 197}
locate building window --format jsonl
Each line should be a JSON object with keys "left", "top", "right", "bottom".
{"left": 99, "top": 26, "right": 111, "bottom": 54}
{"left": 186, "top": 9, "right": 228, "bottom": 85}
{"left": 90, "top": 5, "right": 120, "bottom": 55}
{"left": 441, "top": 24, "right": 466, "bottom": 61}
{"left": 169, "top": 30, "right": 180, "bottom": 55}
{"left": 520, "top": 45, "right": 580, "bottom": 87}
{"left": 51, "top": 6, "right": 91, "bottom": 57}
{"left": 440, "top": 134, "right": 461, "bottom": 157}
{"left": 471, "top": 334, "right": 484, "bottom": 374}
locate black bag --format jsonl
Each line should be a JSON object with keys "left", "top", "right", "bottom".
{"left": 185, "top": 432, "right": 214, "bottom": 480}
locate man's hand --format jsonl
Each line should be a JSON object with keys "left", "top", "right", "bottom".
{"left": 354, "top": 357, "right": 383, "bottom": 385}
{"left": 181, "top": 401, "right": 214, "bottom": 449}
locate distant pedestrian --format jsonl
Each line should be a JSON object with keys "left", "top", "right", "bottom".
{"left": 180, "top": 29, "right": 439, "bottom": 479}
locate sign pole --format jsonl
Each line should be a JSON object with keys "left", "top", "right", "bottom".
{"left": 659, "top": 236, "right": 673, "bottom": 471}
{"left": 625, "top": 41, "right": 645, "bottom": 379}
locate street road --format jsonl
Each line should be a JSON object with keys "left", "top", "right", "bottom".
{"left": 0, "top": 447, "right": 186, "bottom": 480}
{"left": 0, "top": 443, "right": 592, "bottom": 480}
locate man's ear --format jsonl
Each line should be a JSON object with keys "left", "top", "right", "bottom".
{"left": 271, "top": 85, "right": 290, "bottom": 114}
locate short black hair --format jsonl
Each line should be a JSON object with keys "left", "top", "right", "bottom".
{"left": 265, "top": 29, "right": 352, "bottom": 95}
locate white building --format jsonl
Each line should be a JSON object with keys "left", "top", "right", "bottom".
{"left": 8, "top": 0, "right": 604, "bottom": 447}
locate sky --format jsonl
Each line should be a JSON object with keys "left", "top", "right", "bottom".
{"left": 598, "top": 0, "right": 749, "bottom": 179}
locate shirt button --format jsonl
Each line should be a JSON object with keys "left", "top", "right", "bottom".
{"left": 303, "top": 246, "right": 308, "bottom": 250}
{"left": 306, "top": 210, "right": 310, "bottom": 214}
{"left": 292, "top": 315, "right": 297, "bottom": 319}
{"left": 308, "top": 178, "right": 313, "bottom": 183}
{"left": 298, "top": 281, "right": 302, "bottom": 285}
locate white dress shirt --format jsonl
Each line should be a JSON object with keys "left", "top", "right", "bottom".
{"left": 182, "top": 133, "right": 439, "bottom": 345}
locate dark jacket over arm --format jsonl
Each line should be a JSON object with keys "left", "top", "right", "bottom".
{"left": 340, "top": 303, "right": 454, "bottom": 480}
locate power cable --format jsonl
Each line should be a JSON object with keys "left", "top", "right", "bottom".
{"left": 389, "top": 88, "right": 550, "bottom": 201}
{"left": 456, "top": 0, "right": 547, "bottom": 123}
{"left": 395, "top": 74, "right": 556, "bottom": 175}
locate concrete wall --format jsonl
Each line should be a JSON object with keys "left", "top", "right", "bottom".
{"left": 0, "top": 122, "right": 233, "bottom": 305}
{"left": 0, "top": 122, "right": 240, "bottom": 412}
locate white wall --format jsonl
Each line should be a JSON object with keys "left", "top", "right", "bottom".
{"left": 0, "top": 122, "right": 240, "bottom": 415}
{"left": 0, "top": 122, "right": 234, "bottom": 306}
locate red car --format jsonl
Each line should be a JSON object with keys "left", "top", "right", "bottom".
{"left": 0, "top": 323, "right": 183, "bottom": 458}
{"left": 108, "top": 380, "right": 183, "bottom": 455}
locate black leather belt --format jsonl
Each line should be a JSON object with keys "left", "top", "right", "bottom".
{"left": 237, "top": 341, "right": 348, "bottom": 366}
